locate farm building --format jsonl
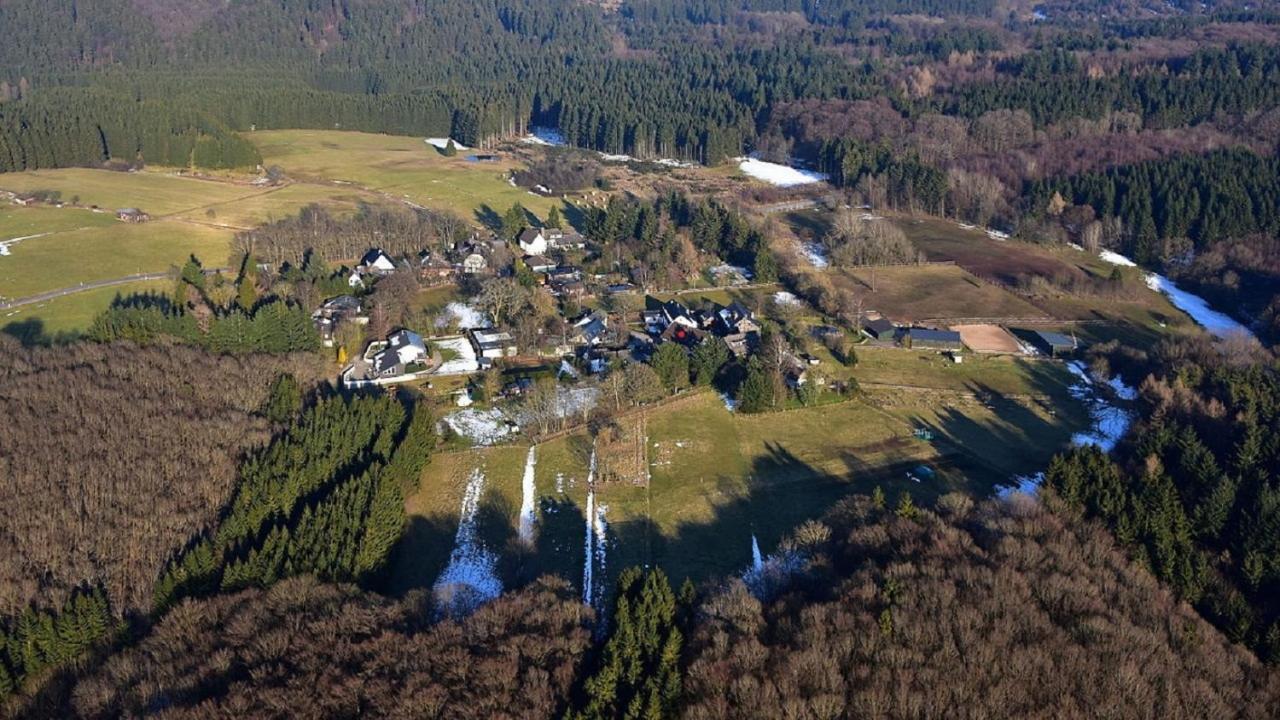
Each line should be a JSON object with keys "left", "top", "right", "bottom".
{"left": 1032, "top": 330, "right": 1081, "bottom": 357}
{"left": 115, "top": 208, "right": 150, "bottom": 223}
{"left": 905, "top": 328, "right": 964, "bottom": 350}
{"left": 863, "top": 316, "right": 896, "bottom": 340}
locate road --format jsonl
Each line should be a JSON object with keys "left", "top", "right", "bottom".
{"left": 0, "top": 268, "right": 228, "bottom": 311}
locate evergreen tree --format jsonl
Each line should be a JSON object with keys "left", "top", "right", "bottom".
{"left": 650, "top": 342, "right": 690, "bottom": 391}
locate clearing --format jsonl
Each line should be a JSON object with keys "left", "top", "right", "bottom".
{"left": 832, "top": 264, "right": 1047, "bottom": 322}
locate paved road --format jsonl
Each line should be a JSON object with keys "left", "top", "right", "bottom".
{"left": 0, "top": 268, "right": 228, "bottom": 311}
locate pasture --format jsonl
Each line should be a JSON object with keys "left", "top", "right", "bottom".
{"left": 832, "top": 263, "right": 1048, "bottom": 322}
{"left": 393, "top": 356, "right": 1086, "bottom": 596}
{"left": 249, "top": 130, "right": 567, "bottom": 222}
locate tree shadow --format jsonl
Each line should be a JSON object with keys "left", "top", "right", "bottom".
{"left": 1, "top": 318, "right": 82, "bottom": 347}
{"left": 474, "top": 203, "right": 503, "bottom": 232}
{"left": 385, "top": 513, "right": 459, "bottom": 597}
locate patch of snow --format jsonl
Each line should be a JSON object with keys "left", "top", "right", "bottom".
{"left": 443, "top": 407, "right": 511, "bottom": 445}
{"left": 742, "top": 538, "right": 805, "bottom": 600}
{"left": 439, "top": 302, "right": 490, "bottom": 331}
{"left": 582, "top": 445, "right": 600, "bottom": 607}
{"left": 518, "top": 446, "right": 538, "bottom": 545}
{"left": 1098, "top": 249, "right": 1137, "bottom": 267}
{"left": 708, "top": 263, "right": 754, "bottom": 282}
{"left": 1065, "top": 361, "right": 1134, "bottom": 453}
{"left": 1067, "top": 242, "right": 1085, "bottom": 251}
{"left": 986, "top": 228, "right": 1011, "bottom": 241}
{"left": 998, "top": 472, "right": 1045, "bottom": 499}
{"left": 523, "top": 127, "right": 565, "bottom": 146}
{"left": 1098, "top": 250, "right": 1254, "bottom": 340}
{"left": 425, "top": 137, "right": 468, "bottom": 151}
{"left": 799, "top": 242, "right": 829, "bottom": 268}
{"left": 1144, "top": 273, "right": 1255, "bottom": 341}
{"left": 0, "top": 232, "right": 51, "bottom": 256}
{"left": 720, "top": 392, "right": 738, "bottom": 413}
{"left": 737, "top": 157, "right": 828, "bottom": 187}
{"left": 600, "top": 153, "right": 633, "bottom": 162}
{"left": 433, "top": 468, "right": 503, "bottom": 615}
{"left": 860, "top": 213, "right": 884, "bottom": 221}
{"left": 772, "top": 291, "right": 802, "bottom": 307}
{"left": 512, "top": 386, "right": 601, "bottom": 428}
{"left": 1108, "top": 376, "right": 1138, "bottom": 401}
{"left": 433, "top": 336, "right": 480, "bottom": 375}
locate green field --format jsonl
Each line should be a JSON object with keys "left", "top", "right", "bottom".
{"left": 2, "top": 279, "right": 171, "bottom": 341}
{"left": 393, "top": 354, "right": 1087, "bottom": 596}
{"left": 0, "top": 168, "right": 266, "bottom": 216}
{"left": 250, "top": 129, "right": 567, "bottom": 222}
{"left": 0, "top": 221, "right": 232, "bottom": 299}
{"left": 170, "top": 182, "right": 386, "bottom": 229}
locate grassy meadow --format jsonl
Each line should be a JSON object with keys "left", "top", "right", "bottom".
{"left": 394, "top": 352, "right": 1086, "bottom": 596}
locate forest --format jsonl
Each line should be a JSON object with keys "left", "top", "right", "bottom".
{"left": 19, "top": 493, "right": 1280, "bottom": 717}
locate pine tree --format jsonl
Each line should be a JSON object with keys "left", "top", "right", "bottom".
{"left": 546, "top": 205, "right": 563, "bottom": 228}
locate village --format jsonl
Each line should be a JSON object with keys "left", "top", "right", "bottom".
{"left": 318, "top": 213, "right": 1091, "bottom": 449}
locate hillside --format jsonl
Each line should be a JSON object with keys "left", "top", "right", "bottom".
{"left": 22, "top": 495, "right": 1280, "bottom": 718}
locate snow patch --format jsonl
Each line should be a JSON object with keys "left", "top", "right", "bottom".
{"left": 1098, "top": 250, "right": 1254, "bottom": 340}
{"left": 0, "top": 232, "right": 51, "bottom": 256}
{"left": 742, "top": 538, "right": 805, "bottom": 600}
{"left": 523, "top": 127, "right": 565, "bottom": 146}
{"left": 432, "top": 336, "right": 480, "bottom": 375}
{"left": 772, "top": 291, "right": 802, "bottom": 307}
{"left": 999, "top": 472, "right": 1045, "bottom": 499}
{"left": 443, "top": 407, "right": 512, "bottom": 445}
{"left": 425, "top": 137, "right": 468, "bottom": 151}
{"left": 737, "top": 157, "right": 828, "bottom": 187}
{"left": 1065, "top": 361, "right": 1134, "bottom": 453}
{"left": 720, "top": 392, "right": 738, "bottom": 413}
{"left": 433, "top": 468, "right": 503, "bottom": 615}
{"left": 1144, "top": 273, "right": 1255, "bottom": 341}
{"left": 439, "top": 302, "right": 489, "bottom": 330}
{"left": 799, "top": 242, "right": 829, "bottom": 268}
{"left": 518, "top": 446, "right": 538, "bottom": 545}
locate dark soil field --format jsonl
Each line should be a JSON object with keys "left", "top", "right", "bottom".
{"left": 894, "top": 216, "right": 1087, "bottom": 287}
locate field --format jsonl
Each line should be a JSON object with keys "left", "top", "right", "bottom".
{"left": 833, "top": 263, "right": 1048, "bottom": 322}
{"left": 2, "top": 279, "right": 171, "bottom": 342}
{"left": 250, "top": 130, "right": 567, "bottom": 222}
{"left": 0, "top": 169, "right": 266, "bottom": 216}
{"left": 393, "top": 352, "right": 1087, "bottom": 596}
{"left": 954, "top": 323, "right": 1023, "bottom": 353}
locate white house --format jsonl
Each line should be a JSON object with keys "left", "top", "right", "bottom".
{"left": 359, "top": 248, "right": 398, "bottom": 274}
{"left": 517, "top": 228, "right": 548, "bottom": 256}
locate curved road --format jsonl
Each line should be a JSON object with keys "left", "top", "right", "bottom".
{"left": 1, "top": 268, "right": 228, "bottom": 311}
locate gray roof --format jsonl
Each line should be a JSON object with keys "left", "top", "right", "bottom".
{"left": 1034, "top": 331, "right": 1079, "bottom": 349}
{"left": 910, "top": 328, "right": 962, "bottom": 343}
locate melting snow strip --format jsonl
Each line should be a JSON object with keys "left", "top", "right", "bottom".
{"left": 433, "top": 467, "right": 502, "bottom": 615}
{"left": 518, "top": 446, "right": 538, "bottom": 545}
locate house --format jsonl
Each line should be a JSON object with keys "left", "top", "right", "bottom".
{"left": 359, "top": 248, "right": 397, "bottom": 274}
{"left": 369, "top": 329, "right": 427, "bottom": 377}
{"left": 545, "top": 228, "right": 585, "bottom": 250}
{"left": 1032, "top": 330, "right": 1081, "bottom": 357}
{"left": 641, "top": 309, "right": 666, "bottom": 334}
{"left": 554, "top": 279, "right": 587, "bottom": 299}
{"left": 716, "top": 302, "right": 758, "bottom": 336}
{"left": 662, "top": 301, "right": 699, "bottom": 329}
{"left": 115, "top": 208, "right": 150, "bottom": 223}
{"left": 311, "top": 295, "right": 368, "bottom": 347}
{"left": 418, "top": 252, "right": 456, "bottom": 281}
{"left": 546, "top": 265, "right": 582, "bottom": 284}
{"left": 661, "top": 321, "right": 705, "bottom": 347}
{"left": 462, "top": 253, "right": 488, "bottom": 274}
{"left": 723, "top": 332, "right": 754, "bottom": 359}
{"left": 570, "top": 313, "right": 609, "bottom": 347}
{"left": 526, "top": 256, "right": 557, "bottom": 274}
{"left": 347, "top": 270, "right": 366, "bottom": 289}
{"left": 905, "top": 328, "right": 964, "bottom": 351}
{"left": 862, "top": 316, "right": 896, "bottom": 340}
{"left": 517, "top": 228, "right": 548, "bottom": 256}
{"left": 470, "top": 328, "right": 518, "bottom": 359}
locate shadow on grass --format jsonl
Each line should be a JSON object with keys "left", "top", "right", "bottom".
{"left": 389, "top": 370, "right": 1087, "bottom": 605}
{"left": 1, "top": 318, "right": 82, "bottom": 347}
